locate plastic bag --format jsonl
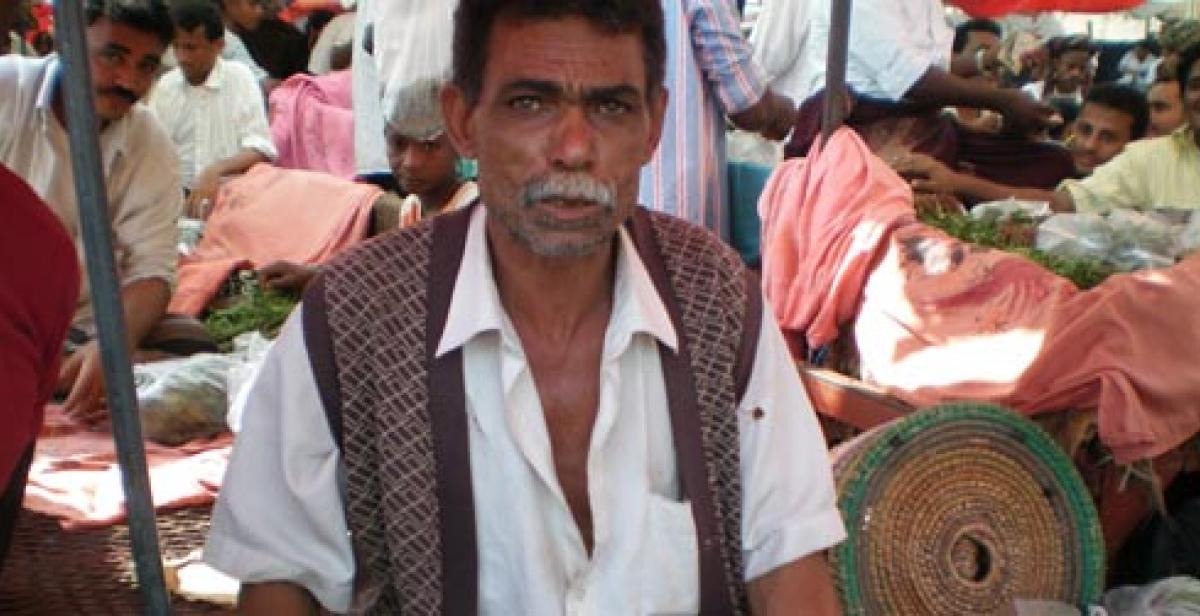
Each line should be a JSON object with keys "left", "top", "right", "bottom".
{"left": 135, "top": 354, "right": 234, "bottom": 446}
{"left": 1175, "top": 213, "right": 1200, "bottom": 258}
{"left": 1107, "top": 209, "right": 1177, "bottom": 272}
{"left": 1104, "top": 576, "right": 1200, "bottom": 616}
{"left": 1036, "top": 213, "right": 1113, "bottom": 262}
{"left": 727, "top": 129, "right": 783, "bottom": 167}
{"left": 971, "top": 198, "right": 1052, "bottom": 223}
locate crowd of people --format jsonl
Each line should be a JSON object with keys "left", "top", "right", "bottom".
{"left": 1, "top": 0, "right": 1198, "bottom": 613}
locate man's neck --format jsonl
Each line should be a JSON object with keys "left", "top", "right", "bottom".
{"left": 418, "top": 179, "right": 464, "bottom": 217}
{"left": 485, "top": 217, "right": 616, "bottom": 344}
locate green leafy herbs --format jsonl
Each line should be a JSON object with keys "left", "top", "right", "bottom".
{"left": 918, "top": 210, "right": 1115, "bottom": 289}
{"left": 203, "top": 273, "right": 298, "bottom": 351}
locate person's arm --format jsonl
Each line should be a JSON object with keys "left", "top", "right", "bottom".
{"left": 59, "top": 277, "right": 170, "bottom": 422}
{"left": 686, "top": 0, "right": 795, "bottom": 140}
{"left": 905, "top": 67, "right": 1056, "bottom": 135}
{"left": 748, "top": 553, "right": 841, "bottom": 616}
{"left": 238, "top": 582, "right": 321, "bottom": 615}
{"left": 897, "top": 153, "right": 1075, "bottom": 211}
{"left": 187, "top": 148, "right": 268, "bottom": 217}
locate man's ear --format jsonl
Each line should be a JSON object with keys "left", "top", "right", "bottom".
{"left": 441, "top": 83, "right": 478, "bottom": 159}
{"left": 642, "top": 86, "right": 669, "bottom": 163}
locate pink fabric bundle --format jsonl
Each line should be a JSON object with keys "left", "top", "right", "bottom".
{"left": 947, "top": 0, "right": 1141, "bottom": 17}
{"left": 761, "top": 127, "right": 1200, "bottom": 462}
{"left": 24, "top": 406, "right": 231, "bottom": 529}
{"left": 268, "top": 69, "right": 357, "bottom": 179}
{"left": 168, "top": 164, "right": 378, "bottom": 316}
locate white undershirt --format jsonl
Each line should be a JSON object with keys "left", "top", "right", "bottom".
{"left": 205, "top": 206, "right": 846, "bottom": 614}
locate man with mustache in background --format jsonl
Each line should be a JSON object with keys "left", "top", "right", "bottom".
{"left": 206, "top": 1, "right": 846, "bottom": 614}
{"left": 0, "top": 0, "right": 183, "bottom": 424}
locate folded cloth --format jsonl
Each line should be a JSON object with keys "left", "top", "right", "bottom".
{"left": 23, "top": 406, "right": 232, "bottom": 529}
{"left": 947, "top": 0, "right": 1141, "bottom": 18}
{"left": 762, "top": 127, "right": 1200, "bottom": 462}
{"left": 168, "top": 164, "right": 378, "bottom": 316}
{"left": 269, "top": 69, "right": 356, "bottom": 179}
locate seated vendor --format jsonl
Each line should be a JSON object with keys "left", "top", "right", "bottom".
{"left": 0, "top": 0, "right": 187, "bottom": 423}
{"left": 258, "top": 78, "right": 477, "bottom": 293}
{"left": 902, "top": 83, "right": 1148, "bottom": 205}
{"left": 785, "top": 0, "right": 1074, "bottom": 191}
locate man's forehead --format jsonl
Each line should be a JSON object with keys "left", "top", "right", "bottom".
{"left": 482, "top": 16, "right": 646, "bottom": 90}
{"left": 89, "top": 19, "right": 166, "bottom": 55}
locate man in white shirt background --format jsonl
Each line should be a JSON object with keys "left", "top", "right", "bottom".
{"left": 149, "top": 0, "right": 276, "bottom": 218}
{"left": 206, "top": 0, "right": 846, "bottom": 613}
{"left": 0, "top": 0, "right": 183, "bottom": 423}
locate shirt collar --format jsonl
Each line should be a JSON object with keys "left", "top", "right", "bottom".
{"left": 436, "top": 206, "right": 678, "bottom": 358}
{"left": 198, "top": 57, "right": 226, "bottom": 90}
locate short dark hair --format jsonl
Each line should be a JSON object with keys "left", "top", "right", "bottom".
{"left": 1047, "top": 34, "right": 1096, "bottom": 60}
{"left": 85, "top": 0, "right": 173, "bottom": 47}
{"left": 452, "top": 0, "right": 666, "bottom": 105}
{"left": 169, "top": 0, "right": 224, "bottom": 41}
{"left": 952, "top": 19, "right": 1002, "bottom": 54}
{"left": 1179, "top": 43, "right": 1200, "bottom": 95}
{"left": 1085, "top": 83, "right": 1149, "bottom": 139}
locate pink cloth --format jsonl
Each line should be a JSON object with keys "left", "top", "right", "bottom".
{"left": 948, "top": 0, "right": 1141, "bottom": 18}
{"left": 760, "top": 127, "right": 916, "bottom": 351}
{"left": 762, "top": 127, "right": 1200, "bottom": 462}
{"left": 169, "top": 164, "right": 378, "bottom": 316}
{"left": 24, "top": 406, "right": 231, "bottom": 529}
{"left": 268, "top": 69, "right": 356, "bottom": 179}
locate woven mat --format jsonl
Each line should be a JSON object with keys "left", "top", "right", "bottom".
{"left": 0, "top": 507, "right": 231, "bottom": 615}
{"left": 830, "top": 403, "right": 1105, "bottom": 615}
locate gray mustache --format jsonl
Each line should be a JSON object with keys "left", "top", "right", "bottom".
{"left": 520, "top": 173, "right": 615, "bottom": 209}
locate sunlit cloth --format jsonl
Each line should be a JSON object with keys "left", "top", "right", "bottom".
{"left": 269, "top": 69, "right": 356, "bottom": 179}
{"left": 23, "top": 406, "right": 232, "bottom": 529}
{"left": 761, "top": 127, "right": 1200, "bottom": 462}
{"left": 947, "top": 0, "right": 1142, "bottom": 18}
{"left": 168, "top": 164, "right": 378, "bottom": 316}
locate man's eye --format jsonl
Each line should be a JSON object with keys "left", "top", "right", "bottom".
{"left": 509, "top": 96, "right": 543, "bottom": 113}
{"left": 593, "top": 99, "right": 632, "bottom": 116}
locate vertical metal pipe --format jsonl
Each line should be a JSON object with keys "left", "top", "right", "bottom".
{"left": 54, "top": 3, "right": 171, "bottom": 614}
{"left": 821, "top": 0, "right": 853, "bottom": 143}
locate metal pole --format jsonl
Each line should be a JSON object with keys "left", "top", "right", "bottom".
{"left": 54, "top": 3, "right": 171, "bottom": 614}
{"left": 821, "top": 0, "right": 853, "bottom": 143}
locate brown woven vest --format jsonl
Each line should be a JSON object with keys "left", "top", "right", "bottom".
{"left": 302, "top": 204, "right": 762, "bottom": 615}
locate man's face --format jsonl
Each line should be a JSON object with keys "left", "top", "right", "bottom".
{"left": 1147, "top": 81, "right": 1184, "bottom": 138}
{"left": 963, "top": 30, "right": 1000, "bottom": 58}
{"left": 384, "top": 127, "right": 459, "bottom": 197}
{"left": 1186, "top": 61, "right": 1200, "bottom": 136}
{"left": 224, "top": 0, "right": 263, "bottom": 32}
{"left": 443, "top": 15, "right": 667, "bottom": 258}
{"left": 1070, "top": 102, "right": 1135, "bottom": 174}
{"left": 1053, "top": 50, "right": 1091, "bottom": 93}
{"left": 86, "top": 18, "right": 165, "bottom": 124}
{"left": 173, "top": 26, "right": 223, "bottom": 86}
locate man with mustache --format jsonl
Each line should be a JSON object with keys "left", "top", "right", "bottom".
{"left": 0, "top": 0, "right": 182, "bottom": 423}
{"left": 206, "top": 1, "right": 846, "bottom": 614}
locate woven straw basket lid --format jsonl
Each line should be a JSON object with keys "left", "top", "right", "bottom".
{"left": 830, "top": 403, "right": 1104, "bottom": 616}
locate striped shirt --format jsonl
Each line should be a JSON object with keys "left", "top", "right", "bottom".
{"left": 639, "top": 0, "right": 767, "bottom": 241}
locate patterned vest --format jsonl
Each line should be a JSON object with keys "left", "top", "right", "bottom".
{"left": 302, "top": 204, "right": 762, "bottom": 615}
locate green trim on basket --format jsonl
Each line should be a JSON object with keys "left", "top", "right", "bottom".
{"left": 832, "top": 402, "right": 1105, "bottom": 615}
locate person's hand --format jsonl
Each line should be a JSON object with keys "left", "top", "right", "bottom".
{"left": 996, "top": 90, "right": 1058, "bottom": 137}
{"left": 730, "top": 89, "right": 796, "bottom": 142}
{"left": 891, "top": 152, "right": 961, "bottom": 195}
{"left": 186, "top": 169, "right": 221, "bottom": 219}
{"left": 58, "top": 340, "right": 108, "bottom": 425}
{"left": 257, "top": 261, "right": 319, "bottom": 293}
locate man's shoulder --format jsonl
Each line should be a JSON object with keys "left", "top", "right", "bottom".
{"left": 220, "top": 59, "right": 258, "bottom": 87}
{"left": 0, "top": 55, "right": 52, "bottom": 109}
{"left": 641, "top": 208, "right": 745, "bottom": 272}
{"left": 322, "top": 221, "right": 437, "bottom": 292}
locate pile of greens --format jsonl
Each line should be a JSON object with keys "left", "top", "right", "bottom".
{"left": 203, "top": 273, "right": 298, "bottom": 351}
{"left": 918, "top": 210, "right": 1116, "bottom": 290}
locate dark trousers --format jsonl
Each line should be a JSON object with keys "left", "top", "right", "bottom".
{"left": 0, "top": 443, "right": 35, "bottom": 576}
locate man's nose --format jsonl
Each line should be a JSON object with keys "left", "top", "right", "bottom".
{"left": 551, "top": 105, "right": 595, "bottom": 171}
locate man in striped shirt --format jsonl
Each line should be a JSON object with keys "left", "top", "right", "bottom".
{"left": 639, "top": 0, "right": 793, "bottom": 241}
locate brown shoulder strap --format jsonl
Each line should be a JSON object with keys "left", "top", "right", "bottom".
{"left": 425, "top": 203, "right": 479, "bottom": 615}
{"left": 628, "top": 207, "right": 735, "bottom": 616}
{"left": 301, "top": 272, "right": 346, "bottom": 450}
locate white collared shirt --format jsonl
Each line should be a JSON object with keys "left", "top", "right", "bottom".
{"left": 796, "top": 0, "right": 953, "bottom": 103}
{"left": 149, "top": 58, "right": 276, "bottom": 188}
{"left": 205, "top": 206, "right": 845, "bottom": 614}
{"left": 0, "top": 55, "right": 183, "bottom": 333}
